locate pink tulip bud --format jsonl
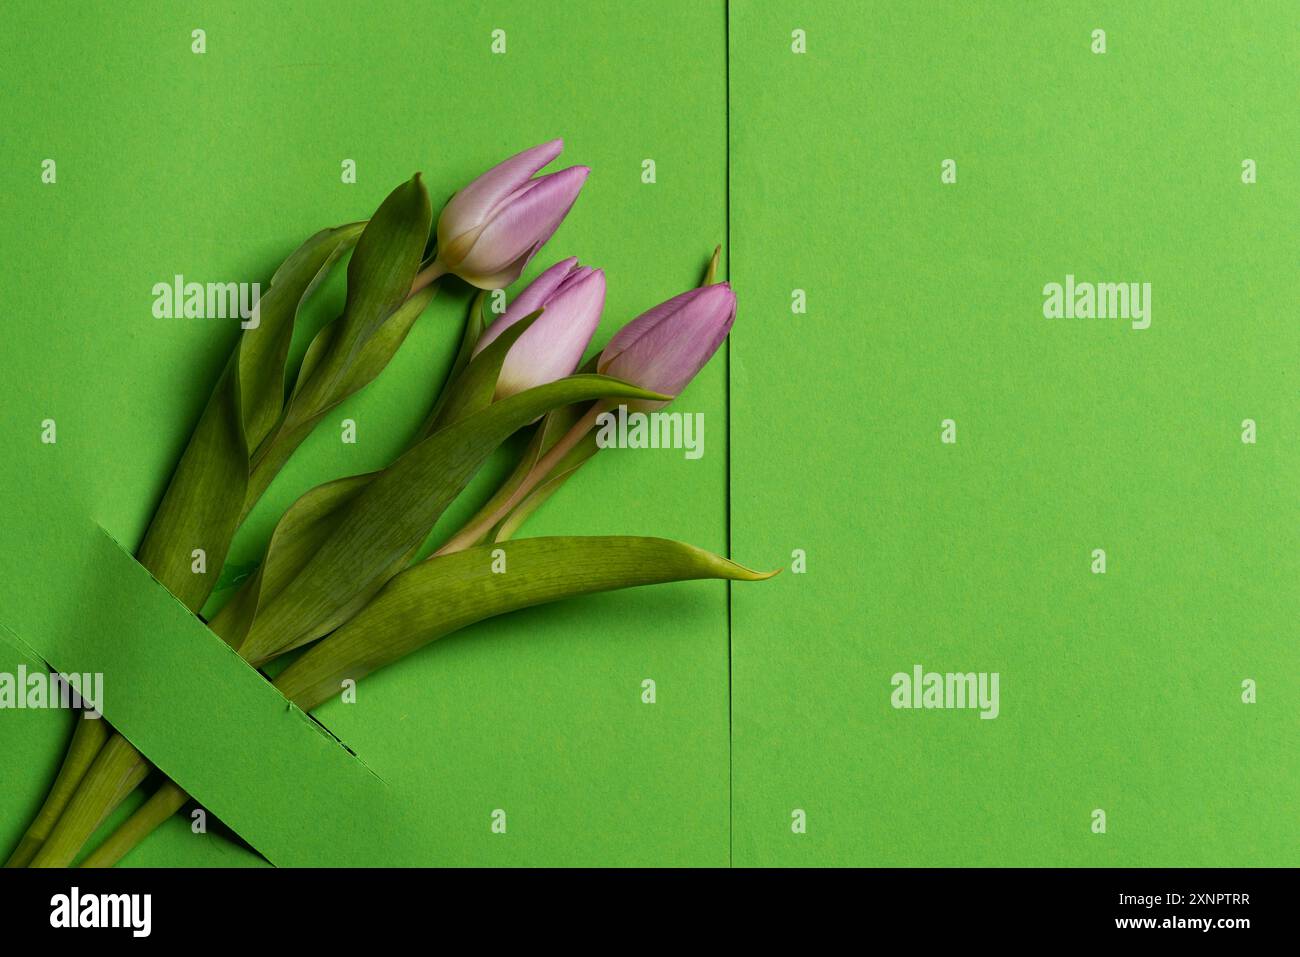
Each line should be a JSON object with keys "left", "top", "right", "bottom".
{"left": 598, "top": 283, "right": 736, "bottom": 401}
{"left": 475, "top": 258, "right": 606, "bottom": 399}
{"left": 434, "top": 139, "right": 589, "bottom": 289}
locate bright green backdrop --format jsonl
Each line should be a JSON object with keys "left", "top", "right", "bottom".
{"left": 1, "top": 1, "right": 1295, "bottom": 867}
{"left": 730, "top": 0, "right": 1297, "bottom": 865}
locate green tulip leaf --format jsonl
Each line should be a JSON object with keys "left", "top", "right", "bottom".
{"left": 285, "top": 175, "right": 432, "bottom": 424}
{"left": 703, "top": 243, "right": 721, "bottom": 285}
{"left": 134, "top": 357, "right": 249, "bottom": 609}
{"left": 244, "top": 285, "right": 438, "bottom": 512}
{"left": 209, "top": 473, "right": 377, "bottom": 654}
{"left": 275, "top": 536, "right": 777, "bottom": 712}
{"left": 238, "top": 222, "right": 364, "bottom": 454}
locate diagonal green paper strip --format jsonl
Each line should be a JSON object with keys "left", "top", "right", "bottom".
{"left": 4, "top": 519, "right": 438, "bottom": 867}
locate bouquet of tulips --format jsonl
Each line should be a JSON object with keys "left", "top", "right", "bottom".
{"left": 6, "top": 140, "right": 771, "bottom": 868}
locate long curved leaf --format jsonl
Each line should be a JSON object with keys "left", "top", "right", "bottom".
{"left": 134, "top": 356, "right": 248, "bottom": 608}
{"left": 275, "top": 536, "right": 777, "bottom": 712}
{"left": 238, "top": 222, "right": 364, "bottom": 453}
{"left": 284, "top": 175, "right": 432, "bottom": 426}
{"left": 243, "top": 176, "right": 433, "bottom": 508}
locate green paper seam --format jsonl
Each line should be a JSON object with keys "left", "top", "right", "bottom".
{"left": 3, "top": 521, "right": 439, "bottom": 867}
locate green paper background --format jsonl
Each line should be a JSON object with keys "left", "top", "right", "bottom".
{"left": 729, "top": 0, "right": 1297, "bottom": 865}
{"left": 1, "top": 0, "right": 1295, "bottom": 867}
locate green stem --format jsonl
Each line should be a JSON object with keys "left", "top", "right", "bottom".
{"left": 29, "top": 734, "right": 150, "bottom": 868}
{"left": 2, "top": 716, "right": 108, "bottom": 867}
{"left": 410, "top": 259, "right": 447, "bottom": 295}
{"left": 434, "top": 401, "right": 606, "bottom": 555}
{"left": 80, "top": 781, "right": 189, "bottom": 868}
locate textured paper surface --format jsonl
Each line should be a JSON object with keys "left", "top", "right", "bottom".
{"left": 729, "top": 0, "right": 1298, "bottom": 865}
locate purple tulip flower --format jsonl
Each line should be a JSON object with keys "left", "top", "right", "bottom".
{"left": 598, "top": 283, "right": 736, "bottom": 401}
{"left": 426, "top": 139, "right": 590, "bottom": 290}
{"left": 475, "top": 257, "right": 606, "bottom": 399}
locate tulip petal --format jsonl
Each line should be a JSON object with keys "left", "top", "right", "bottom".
{"left": 599, "top": 284, "right": 735, "bottom": 397}
{"left": 453, "top": 243, "right": 539, "bottom": 290}
{"left": 598, "top": 286, "right": 703, "bottom": 370}
{"left": 437, "top": 139, "right": 563, "bottom": 251}
{"left": 495, "top": 270, "right": 606, "bottom": 398}
{"left": 458, "top": 166, "right": 590, "bottom": 280}
{"left": 474, "top": 257, "right": 579, "bottom": 354}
